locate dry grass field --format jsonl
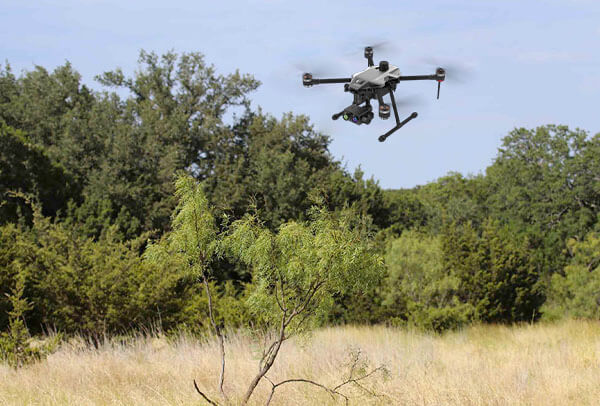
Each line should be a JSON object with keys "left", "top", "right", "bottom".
{"left": 1, "top": 320, "right": 599, "bottom": 405}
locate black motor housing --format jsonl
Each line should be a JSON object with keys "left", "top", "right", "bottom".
{"left": 379, "top": 103, "right": 390, "bottom": 119}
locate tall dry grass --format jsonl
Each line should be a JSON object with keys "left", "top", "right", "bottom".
{"left": 1, "top": 320, "right": 599, "bottom": 405}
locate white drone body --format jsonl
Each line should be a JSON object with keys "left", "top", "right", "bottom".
{"left": 301, "top": 46, "right": 445, "bottom": 142}
{"left": 348, "top": 64, "right": 401, "bottom": 91}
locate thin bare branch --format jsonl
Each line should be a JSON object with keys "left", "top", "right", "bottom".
{"left": 193, "top": 379, "right": 219, "bottom": 406}
{"left": 273, "top": 283, "right": 285, "bottom": 313}
{"left": 202, "top": 273, "right": 229, "bottom": 403}
{"left": 285, "top": 280, "right": 324, "bottom": 328}
{"left": 277, "top": 269, "right": 287, "bottom": 311}
{"left": 333, "top": 365, "right": 388, "bottom": 392}
{"left": 265, "top": 378, "right": 347, "bottom": 406}
{"left": 259, "top": 339, "right": 279, "bottom": 372}
{"left": 264, "top": 359, "right": 387, "bottom": 406}
{"left": 242, "top": 304, "right": 288, "bottom": 404}
{"left": 284, "top": 309, "right": 313, "bottom": 340}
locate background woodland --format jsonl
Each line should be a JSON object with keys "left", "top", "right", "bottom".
{"left": 2, "top": 50, "right": 600, "bottom": 343}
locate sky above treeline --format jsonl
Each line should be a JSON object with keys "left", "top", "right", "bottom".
{"left": 2, "top": 0, "right": 600, "bottom": 189}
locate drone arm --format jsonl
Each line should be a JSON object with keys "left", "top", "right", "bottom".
{"left": 397, "top": 67, "right": 446, "bottom": 83}
{"left": 303, "top": 74, "right": 352, "bottom": 87}
{"left": 311, "top": 78, "right": 352, "bottom": 84}
{"left": 397, "top": 74, "right": 438, "bottom": 81}
{"left": 396, "top": 68, "right": 446, "bottom": 99}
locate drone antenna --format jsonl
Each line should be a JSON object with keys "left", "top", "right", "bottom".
{"left": 437, "top": 82, "right": 441, "bottom": 99}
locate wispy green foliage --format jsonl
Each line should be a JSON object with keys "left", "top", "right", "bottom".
{"left": 224, "top": 207, "right": 383, "bottom": 334}
{"left": 145, "top": 174, "right": 218, "bottom": 272}
{"left": 143, "top": 174, "right": 250, "bottom": 331}
{"left": 144, "top": 173, "right": 385, "bottom": 404}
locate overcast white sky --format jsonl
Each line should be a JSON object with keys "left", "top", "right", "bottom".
{"left": 2, "top": 0, "right": 600, "bottom": 188}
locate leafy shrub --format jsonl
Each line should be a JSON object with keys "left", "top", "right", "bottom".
{"left": 0, "top": 275, "right": 60, "bottom": 368}
{"left": 383, "top": 230, "right": 475, "bottom": 331}
{"left": 0, "top": 206, "right": 202, "bottom": 336}
{"left": 543, "top": 232, "right": 600, "bottom": 320}
{"left": 441, "top": 220, "right": 544, "bottom": 323}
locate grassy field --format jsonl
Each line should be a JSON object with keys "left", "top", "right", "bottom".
{"left": 1, "top": 320, "right": 599, "bottom": 405}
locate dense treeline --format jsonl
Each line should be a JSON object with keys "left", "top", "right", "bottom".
{"left": 1, "top": 50, "right": 600, "bottom": 339}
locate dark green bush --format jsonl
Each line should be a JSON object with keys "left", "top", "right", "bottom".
{"left": 441, "top": 219, "right": 544, "bottom": 323}
{"left": 382, "top": 230, "right": 475, "bottom": 332}
{"left": 0, "top": 207, "right": 203, "bottom": 335}
{"left": 543, "top": 232, "right": 600, "bottom": 320}
{"left": 0, "top": 274, "right": 60, "bottom": 368}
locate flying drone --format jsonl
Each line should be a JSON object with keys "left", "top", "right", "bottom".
{"left": 302, "top": 46, "right": 446, "bottom": 142}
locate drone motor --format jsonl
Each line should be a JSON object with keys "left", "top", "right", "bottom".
{"left": 302, "top": 73, "right": 313, "bottom": 87}
{"left": 378, "top": 103, "right": 390, "bottom": 120}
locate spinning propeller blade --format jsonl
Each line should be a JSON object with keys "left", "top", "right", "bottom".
{"left": 291, "top": 62, "right": 336, "bottom": 78}
{"left": 420, "top": 57, "right": 473, "bottom": 84}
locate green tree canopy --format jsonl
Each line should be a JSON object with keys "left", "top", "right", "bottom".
{"left": 0, "top": 124, "right": 75, "bottom": 224}
{"left": 485, "top": 125, "right": 600, "bottom": 274}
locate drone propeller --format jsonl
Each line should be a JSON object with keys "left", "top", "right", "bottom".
{"left": 420, "top": 57, "right": 473, "bottom": 84}
{"left": 291, "top": 62, "right": 335, "bottom": 78}
{"left": 343, "top": 40, "right": 398, "bottom": 57}
{"left": 363, "top": 41, "right": 393, "bottom": 53}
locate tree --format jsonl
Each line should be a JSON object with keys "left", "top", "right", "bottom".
{"left": 381, "top": 188, "right": 429, "bottom": 236}
{"left": 0, "top": 124, "right": 76, "bottom": 225}
{"left": 324, "top": 167, "right": 391, "bottom": 231}
{"left": 2, "top": 53, "right": 392, "bottom": 241}
{"left": 203, "top": 110, "right": 336, "bottom": 230}
{"left": 441, "top": 219, "right": 544, "bottom": 323}
{"left": 96, "top": 50, "right": 260, "bottom": 175}
{"left": 144, "top": 173, "right": 229, "bottom": 401}
{"left": 0, "top": 62, "right": 95, "bottom": 152}
{"left": 411, "top": 172, "right": 489, "bottom": 234}
{"left": 146, "top": 173, "right": 385, "bottom": 405}
{"left": 1, "top": 51, "right": 262, "bottom": 239}
{"left": 383, "top": 230, "right": 475, "bottom": 332}
{"left": 485, "top": 125, "right": 600, "bottom": 276}
{"left": 72, "top": 50, "right": 261, "bottom": 238}
{"left": 225, "top": 207, "right": 384, "bottom": 404}
{"left": 202, "top": 109, "right": 395, "bottom": 235}
{"left": 543, "top": 231, "right": 600, "bottom": 320}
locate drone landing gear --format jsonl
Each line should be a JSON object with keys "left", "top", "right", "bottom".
{"left": 378, "top": 86, "right": 418, "bottom": 142}
{"left": 378, "top": 112, "right": 418, "bottom": 142}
